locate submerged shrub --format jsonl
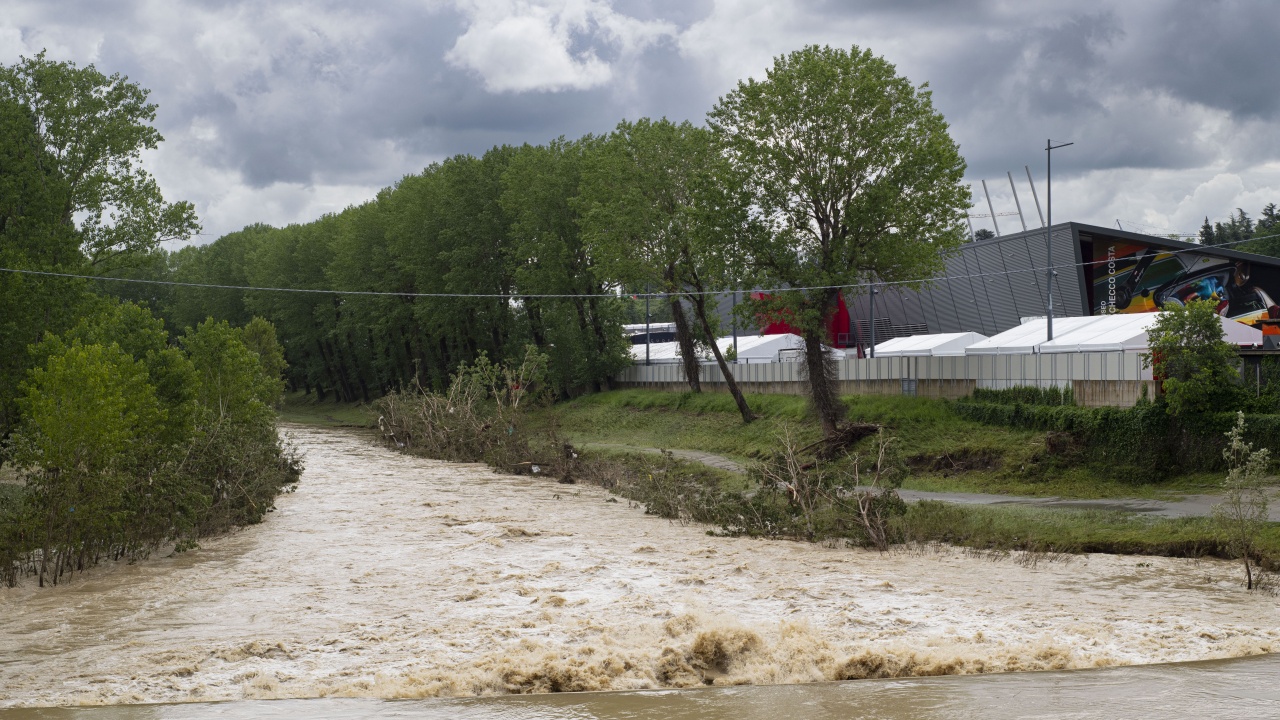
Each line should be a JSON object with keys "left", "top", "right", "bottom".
{"left": 0, "top": 305, "right": 299, "bottom": 587}
{"left": 375, "top": 345, "right": 549, "bottom": 466}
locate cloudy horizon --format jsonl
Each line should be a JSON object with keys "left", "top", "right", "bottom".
{"left": 4, "top": 0, "right": 1278, "bottom": 244}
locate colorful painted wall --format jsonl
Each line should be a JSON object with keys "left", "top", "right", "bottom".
{"left": 1090, "top": 241, "right": 1280, "bottom": 326}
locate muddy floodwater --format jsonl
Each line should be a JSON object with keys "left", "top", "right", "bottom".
{"left": 1, "top": 425, "right": 1276, "bottom": 712}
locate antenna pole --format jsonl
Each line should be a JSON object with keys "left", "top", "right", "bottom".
{"left": 1025, "top": 165, "right": 1045, "bottom": 227}
{"left": 1045, "top": 140, "right": 1074, "bottom": 342}
{"left": 982, "top": 179, "right": 1001, "bottom": 236}
{"left": 1008, "top": 171, "right": 1028, "bottom": 232}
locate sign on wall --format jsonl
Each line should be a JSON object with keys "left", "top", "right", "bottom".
{"left": 1091, "top": 242, "right": 1280, "bottom": 326}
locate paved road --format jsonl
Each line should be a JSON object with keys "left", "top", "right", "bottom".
{"left": 581, "top": 442, "right": 1280, "bottom": 520}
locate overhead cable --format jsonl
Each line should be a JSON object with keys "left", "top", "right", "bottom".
{"left": 0, "top": 231, "right": 1276, "bottom": 300}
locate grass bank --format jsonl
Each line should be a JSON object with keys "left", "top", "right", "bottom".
{"left": 531, "top": 389, "right": 1220, "bottom": 500}
{"left": 277, "top": 391, "right": 374, "bottom": 427}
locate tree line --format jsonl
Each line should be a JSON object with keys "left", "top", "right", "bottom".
{"left": 1, "top": 53, "right": 297, "bottom": 586}
{"left": 103, "top": 45, "right": 972, "bottom": 434}
{"left": 1199, "top": 203, "right": 1280, "bottom": 256}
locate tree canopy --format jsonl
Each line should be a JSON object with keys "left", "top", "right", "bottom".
{"left": 0, "top": 52, "right": 199, "bottom": 267}
{"left": 708, "top": 44, "right": 970, "bottom": 433}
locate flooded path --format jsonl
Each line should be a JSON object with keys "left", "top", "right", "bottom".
{"left": 1, "top": 425, "right": 1276, "bottom": 709}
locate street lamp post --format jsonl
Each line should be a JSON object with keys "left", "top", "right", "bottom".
{"left": 868, "top": 284, "right": 879, "bottom": 358}
{"left": 644, "top": 285, "right": 651, "bottom": 366}
{"left": 1045, "top": 139, "right": 1073, "bottom": 341}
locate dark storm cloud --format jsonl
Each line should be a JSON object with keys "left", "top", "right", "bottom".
{"left": 4, "top": 0, "right": 1278, "bottom": 237}
{"left": 1124, "top": 0, "right": 1280, "bottom": 118}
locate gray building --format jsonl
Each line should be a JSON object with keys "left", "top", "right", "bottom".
{"left": 843, "top": 222, "right": 1280, "bottom": 348}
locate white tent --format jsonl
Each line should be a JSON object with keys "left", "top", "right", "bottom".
{"left": 719, "top": 334, "right": 808, "bottom": 363}
{"left": 965, "top": 314, "right": 1264, "bottom": 355}
{"left": 628, "top": 333, "right": 829, "bottom": 364}
{"left": 964, "top": 316, "right": 1098, "bottom": 355}
{"left": 870, "top": 332, "right": 987, "bottom": 357}
{"left": 1038, "top": 313, "right": 1263, "bottom": 354}
{"left": 628, "top": 341, "right": 681, "bottom": 364}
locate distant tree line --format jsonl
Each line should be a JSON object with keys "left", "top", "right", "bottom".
{"left": 105, "top": 45, "right": 971, "bottom": 435}
{"left": 1199, "top": 203, "right": 1280, "bottom": 257}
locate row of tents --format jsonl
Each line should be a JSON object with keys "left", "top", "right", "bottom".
{"left": 871, "top": 313, "right": 1262, "bottom": 357}
{"left": 629, "top": 314, "right": 1265, "bottom": 365}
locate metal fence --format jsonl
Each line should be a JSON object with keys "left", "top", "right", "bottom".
{"left": 615, "top": 352, "right": 1157, "bottom": 407}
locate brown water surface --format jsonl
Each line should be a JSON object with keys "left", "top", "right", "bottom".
{"left": 1, "top": 424, "right": 1275, "bottom": 711}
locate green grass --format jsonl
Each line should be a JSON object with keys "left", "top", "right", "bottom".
{"left": 530, "top": 390, "right": 820, "bottom": 465}
{"left": 900, "top": 501, "right": 1280, "bottom": 560}
{"left": 530, "top": 389, "right": 1225, "bottom": 500}
{"left": 276, "top": 391, "right": 375, "bottom": 427}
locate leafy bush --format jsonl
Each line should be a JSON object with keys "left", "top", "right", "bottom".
{"left": 0, "top": 305, "right": 299, "bottom": 587}
{"left": 969, "top": 385, "right": 1074, "bottom": 407}
{"left": 374, "top": 346, "right": 550, "bottom": 466}
{"left": 951, "top": 399, "right": 1280, "bottom": 479}
{"left": 1145, "top": 299, "right": 1243, "bottom": 418}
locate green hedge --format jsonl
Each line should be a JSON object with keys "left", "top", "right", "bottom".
{"left": 969, "top": 385, "right": 1074, "bottom": 407}
{"left": 951, "top": 400, "right": 1280, "bottom": 480}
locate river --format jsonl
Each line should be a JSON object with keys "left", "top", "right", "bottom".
{"left": 1, "top": 424, "right": 1276, "bottom": 715}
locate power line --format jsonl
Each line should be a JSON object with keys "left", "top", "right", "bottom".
{"left": 1, "top": 231, "right": 1277, "bottom": 300}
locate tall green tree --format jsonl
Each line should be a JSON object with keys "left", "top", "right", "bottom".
{"left": 1207, "top": 209, "right": 1254, "bottom": 248}
{"left": 579, "top": 117, "right": 755, "bottom": 421}
{"left": 7, "top": 341, "right": 164, "bottom": 585}
{"left": 0, "top": 95, "right": 88, "bottom": 433}
{"left": 1246, "top": 203, "right": 1280, "bottom": 258}
{"left": 708, "top": 45, "right": 970, "bottom": 435}
{"left": 502, "top": 138, "right": 630, "bottom": 396}
{"left": 1198, "top": 216, "right": 1215, "bottom": 245}
{"left": 0, "top": 51, "right": 199, "bottom": 268}
{"left": 580, "top": 119, "right": 705, "bottom": 394}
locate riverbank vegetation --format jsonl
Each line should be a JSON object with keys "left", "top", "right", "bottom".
{"left": 0, "top": 54, "right": 299, "bottom": 587}
{"left": 371, "top": 349, "right": 1279, "bottom": 579}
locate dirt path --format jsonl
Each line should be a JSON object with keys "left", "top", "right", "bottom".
{"left": 582, "top": 443, "right": 1280, "bottom": 520}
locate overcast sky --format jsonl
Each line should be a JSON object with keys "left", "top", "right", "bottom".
{"left": 4, "top": 0, "right": 1278, "bottom": 243}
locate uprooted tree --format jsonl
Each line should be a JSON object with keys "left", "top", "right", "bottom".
{"left": 709, "top": 44, "right": 970, "bottom": 436}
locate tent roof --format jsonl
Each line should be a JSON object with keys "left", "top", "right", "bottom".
{"left": 871, "top": 332, "right": 987, "bottom": 357}
{"left": 965, "top": 316, "right": 1098, "bottom": 355}
{"left": 967, "top": 314, "right": 1265, "bottom": 355}
{"left": 628, "top": 334, "right": 816, "bottom": 364}
{"left": 717, "top": 334, "right": 804, "bottom": 359}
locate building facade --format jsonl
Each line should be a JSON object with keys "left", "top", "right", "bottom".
{"left": 842, "top": 222, "right": 1280, "bottom": 349}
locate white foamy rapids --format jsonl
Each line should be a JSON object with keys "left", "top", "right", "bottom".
{"left": 1, "top": 425, "right": 1276, "bottom": 707}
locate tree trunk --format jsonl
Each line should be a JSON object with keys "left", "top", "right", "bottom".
{"left": 802, "top": 325, "right": 842, "bottom": 437}
{"left": 586, "top": 295, "right": 614, "bottom": 391}
{"left": 316, "top": 340, "right": 343, "bottom": 402}
{"left": 670, "top": 298, "right": 701, "bottom": 392}
{"left": 690, "top": 293, "right": 753, "bottom": 423}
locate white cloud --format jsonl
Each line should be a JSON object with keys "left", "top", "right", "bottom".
{"left": 445, "top": 0, "right": 674, "bottom": 93}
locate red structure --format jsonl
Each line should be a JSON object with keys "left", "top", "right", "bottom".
{"left": 752, "top": 292, "right": 852, "bottom": 348}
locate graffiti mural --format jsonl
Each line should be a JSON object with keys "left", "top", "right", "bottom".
{"left": 1091, "top": 242, "right": 1280, "bottom": 326}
